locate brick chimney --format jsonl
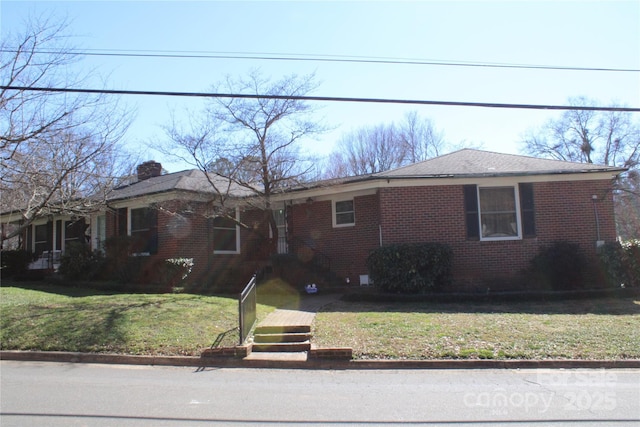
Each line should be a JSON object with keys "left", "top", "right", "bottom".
{"left": 137, "top": 161, "right": 162, "bottom": 181}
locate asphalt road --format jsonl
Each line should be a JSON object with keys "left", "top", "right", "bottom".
{"left": 1, "top": 361, "right": 639, "bottom": 426}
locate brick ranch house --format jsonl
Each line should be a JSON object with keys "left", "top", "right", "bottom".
{"left": 1, "top": 149, "right": 626, "bottom": 292}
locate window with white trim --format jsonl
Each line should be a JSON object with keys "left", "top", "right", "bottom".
{"left": 333, "top": 199, "right": 355, "bottom": 227}
{"left": 64, "top": 220, "right": 85, "bottom": 247}
{"left": 130, "top": 207, "right": 158, "bottom": 255}
{"left": 478, "top": 187, "right": 519, "bottom": 239}
{"left": 465, "top": 183, "right": 535, "bottom": 241}
{"left": 34, "top": 223, "right": 49, "bottom": 256}
{"left": 95, "top": 214, "right": 106, "bottom": 252}
{"left": 213, "top": 209, "right": 240, "bottom": 254}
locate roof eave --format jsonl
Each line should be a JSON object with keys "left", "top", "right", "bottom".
{"left": 106, "top": 188, "right": 220, "bottom": 203}
{"left": 376, "top": 168, "right": 627, "bottom": 180}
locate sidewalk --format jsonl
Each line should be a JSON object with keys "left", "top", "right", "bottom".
{"left": 3, "top": 349, "right": 639, "bottom": 370}
{"left": 255, "top": 292, "right": 341, "bottom": 329}
{"left": 243, "top": 292, "right": 343, "bottom": 362}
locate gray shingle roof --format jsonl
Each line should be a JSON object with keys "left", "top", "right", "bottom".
{"left": 106, "top": 149, "right": 626, "bottom": 203}
{"left": 371, "top": 149, "right": 626, "bottom": 179}
{"left": 108, "top": 169, "right": 255, "bottom": 201}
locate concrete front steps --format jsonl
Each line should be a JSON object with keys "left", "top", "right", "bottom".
{"left": 251, "top": 325, "right": 312, "bottom": 353}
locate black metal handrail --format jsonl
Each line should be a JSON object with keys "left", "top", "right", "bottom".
{"left": 238, "top": 274, "right": 257, "bottom": 345}
{"left": 288, "top": 236, "right": 331, "bottom": 272}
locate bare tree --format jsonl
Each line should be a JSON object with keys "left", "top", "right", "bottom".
{"left": 399, "top": 110, "right": 447, "bottom": 163}
{"left": 521, "top": 96, "right": 640, "bottom": 238}
{"left": 1, "top": 15, "right": 94, "bottom": 157}
{"left": 324, "top": 111, "right": 449, "bottom": 178}
{"left": 522, "top": 97, "right": 639, "bottom": 167}
{"left": 161, "top": 70, "right": 326, "bottom": 248}
{"left": 327, "top": 124, "right": 405, "bottom": 176}
{"left": 0, "top": 15, "right": 133, "bottom": 242}
{"left": 615, "top": 170, "right": 640, "bottom": 240}
{"left": 322, "top": 151, "right": 352, "bottom": 180}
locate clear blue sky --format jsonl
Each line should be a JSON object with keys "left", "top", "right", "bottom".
{"left": 2, "top": 1, "right": 639, "bottom": 172}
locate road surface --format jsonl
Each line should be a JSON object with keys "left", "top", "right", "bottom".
{"left": 1, "top": 361, "right": 639, "bottom": 426}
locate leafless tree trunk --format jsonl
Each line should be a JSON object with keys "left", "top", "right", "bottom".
{"left": 0, "top": 15, "right": 133, "bottom": 243}
{"left": 328, "top": 124, "right": 406, "bottom": 176}
{"left": 399, "top": 111, "right": 447, "bottom": 163}
{"left": 323, "top": 111, "right": 449, "bottom": 178}
{"left": 160, "top": 69, "right": 325, "bottom": 249}
{"left": 521, "top": 96, "right": 640, "bottom": 238}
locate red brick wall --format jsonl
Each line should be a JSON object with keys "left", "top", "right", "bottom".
{"left": 378, "top": 179, "right": 617, "bottom": 290}
{"left": 103, "top": 202, "right": 269, "bottom": 292}
{"left": 102, "top": 177, "right": 617, "bottom": 291}
{"left": 289, "top": 194, "right": 381, "bottom": 284}
{"left": 532, "top": 180, "right": 616, "bottom": 246}
{"left": 287, "top": 179, "right": 617, "bottom": 291}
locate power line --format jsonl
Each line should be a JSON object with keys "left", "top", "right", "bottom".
{"left": 1, "top": 48, "right": 638, "bottom": 73}
{"left": 3, "top": 85, "right": 640, "bottom": 112}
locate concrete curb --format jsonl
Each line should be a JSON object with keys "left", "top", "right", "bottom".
{"left": 2, "top": 350, "right": 640, "bottom": 370}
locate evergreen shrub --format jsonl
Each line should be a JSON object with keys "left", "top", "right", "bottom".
{"left": 58, "top": 242, "right": 106, "bottom": 281}
{"left": 599, "top": 240, "right": 640, "bottom": 288}
{"left": 366, "top": 243, "right": 453, "bottom": 294}
{"left": 529, "top": 241, "right": 587, "bottom": 290}
{"left": 0, "top": 250, "right": 34, "bottom": 278}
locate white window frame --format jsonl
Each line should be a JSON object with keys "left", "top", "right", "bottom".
{"left": 129, "top": 207, "right": 151, "bottom": 236}
{"left": 477, "top": 185, "right": 522, "bottom": 241}
{"left": 92, "top": 214, "right": 106, "bottom": 252}
{"left": 272, "top": 207, "right": 288, "bottom": 254}
{"left": 333, "top": 199, "right": 355, "bottom": 228}
{"left": 129, "top": 207, "right": 155, "bottom": 256}
{"left": 1, "top": 223, "right": 20, "bottom": 250}
{"left": 33, "top": 222, "right": 49, "bottom": 256}
{"left": 63, "top": 219, "right": 83, "bottom": 248}
{"left": 213, "top": 207, "right": 240, "bottom": 254}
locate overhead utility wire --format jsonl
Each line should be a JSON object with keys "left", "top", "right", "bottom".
{"left": 1, "top": 48, "right": 638, "bottom": 73}
{"left": 3, "top": 85, "right": 639, "bottom": 112}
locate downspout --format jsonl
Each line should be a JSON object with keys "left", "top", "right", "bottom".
{"left": 378, "top": 189, "right": 383, "bottom": 247}
{"left": 592, "top": 195, "right": 603, "bottom": 248}
{"left": 286, "top": 200, "right": 292, "bottom": 255}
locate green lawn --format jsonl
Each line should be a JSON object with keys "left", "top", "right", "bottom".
{"left": 313, "top": 298, "right": 640, "bottom": 360}
{"left": 2, "top": 282, "right": 639, "bottom": 360}
{"left": 0, "top": 280, "right": 295, "bottom": 356}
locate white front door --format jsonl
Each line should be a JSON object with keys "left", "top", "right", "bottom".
{"left": 273, "top": 208, "right": 288, "bottom": 254}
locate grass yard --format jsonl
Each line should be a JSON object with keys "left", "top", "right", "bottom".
{"left": 3, "top": 281, "right": 639, "bottom": 360}
{"left": 312, "top": 297, "right": 640, "bottom": 360}
{"left": 0, "top": 280, "right": 295, "bottom": 356}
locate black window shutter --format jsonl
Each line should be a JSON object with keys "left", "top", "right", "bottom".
{"left": 463, "top": 185, "right": 480, "bottom": 240}
{"left": 117, "top": 208, "right": 128, "bottom": 236}
{"left": 46, "top": 221, "right": 54, "bottom": 252}
{"left": 55, "top": 220, "right": 62, "bottom": 250}
{"left": 26, "top": 224, "right": 33, "bottom": 252}
{"left": 148, "top": 208, "right": 158, "bottom": 255}
{"left": 519, "top": 183, "right": 536, "bottom": 237}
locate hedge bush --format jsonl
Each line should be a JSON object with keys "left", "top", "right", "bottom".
{"left": 0, "top": 250, "right": 34, "bottom": 278}
{"left": 599, "top": 240, "right": 640, "bottom": 288}
{"left": 366, "top": 243, "right": 453, "bottom": 294}
{"left": 58, "top": 242, "right": 106, "bottom": 281}
{"left": 162, "top": 257, "right": 194, "bottom": 292}
{"left": 529, "top": 241, "right": 587, "bottom": 290}
{"left": 103, "top": 235, "right": 139, "bottom": 283}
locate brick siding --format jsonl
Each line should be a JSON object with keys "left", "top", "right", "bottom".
{"left": 104, "top": 201, "right": 270, "bottom": 292}
{"left": 288, "top": 179, "right": 617, "bottom": 291}
{"left": 289, "top": 194, "right": 380, "bottom": 285}
{"left": 102, "top": 177, "right": 617, "bottom": 292}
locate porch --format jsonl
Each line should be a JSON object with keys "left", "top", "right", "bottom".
{"left": 28, "top": 250, "right": 62, "bottom": 271}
